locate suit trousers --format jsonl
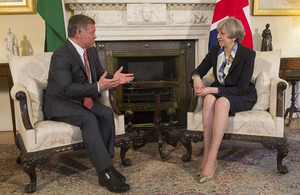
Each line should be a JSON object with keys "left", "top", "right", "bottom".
{"left": 51, "top": 100, "right": 115, "bottom": 173}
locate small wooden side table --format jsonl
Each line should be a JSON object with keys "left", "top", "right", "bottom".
{"left": 0, "top": 63, "right": 16, "bottom": 135}
{"left": 132, "top": 81, "right": 180, "bottom": 161}
{"left": 280, "top": 58, "right": 300, "bottom": 126}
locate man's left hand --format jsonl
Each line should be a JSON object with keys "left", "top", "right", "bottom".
{"left": 113, "top": 66, "right": 134, "bottom": 84}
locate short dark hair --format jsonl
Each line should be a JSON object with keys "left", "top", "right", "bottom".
{"left": 68, "top": 14, "right": 95, "bottom": 38}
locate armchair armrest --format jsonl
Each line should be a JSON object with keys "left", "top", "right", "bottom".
{"left": 109, "top": 88, "right": 122, "bottom": 115}
{"left": 188, "top": 92, "right": 198, "bottom": 112}
{"left": 97, "top": 88, "right": 125, "bottom": 135}
{"left": 269, "top": 77, "right": 288, "bottom": 119}
{"left": 10, "top": 83, "right": 34, "bottom": 130}
{"left": 97, "top": 88, "right": 122, "bottom": 115}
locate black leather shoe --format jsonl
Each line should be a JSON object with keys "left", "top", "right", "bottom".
{"left": 98, "top": 170, "right": 130, "bottom": 193}
{"left": 110, "top": 166, "right": 126, "bottom": 182}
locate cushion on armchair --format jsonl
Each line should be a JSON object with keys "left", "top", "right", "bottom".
{"left": 253, "top": 49, "right": 281, "bottom": 79}
{"left": 7, "top": 53, "right": 53, "bottom": 85}
{"left": 252, "top": 71, "right": 270, "bottom": 111}
{"left": 24, "top": 77, "right": 48, "bottom": 124}
{"left": 187, "top": 110, "right": 278, "bottom": 137}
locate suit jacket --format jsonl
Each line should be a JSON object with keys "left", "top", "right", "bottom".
{"left": 191, "top": 43, "right": 257, "bottom": 101}
{"left": 43, "top": 40, "right": 112, "bottom": 119}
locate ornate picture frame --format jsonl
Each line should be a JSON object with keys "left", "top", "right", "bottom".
{"left": 0, "top": 0, "right": 36, "bottom": 14}
{"left": 253, "top": 0, "right": 300, "bottom": 16}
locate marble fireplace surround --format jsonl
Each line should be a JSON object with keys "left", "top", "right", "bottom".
{"left": 65, "top": 0, "right": 216, "bottom": 63}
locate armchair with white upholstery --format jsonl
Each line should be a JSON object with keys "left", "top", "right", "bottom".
{"left": 181, "top": 49, "right": 289, "bottom": 174}
{"left": 7, "top": 53, "right": 132, "bottom": 193}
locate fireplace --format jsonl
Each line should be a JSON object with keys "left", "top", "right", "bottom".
{"left": 65, "top": 0, "right": 215, "bottom": 125}
{"left": 120, "top": 55, "right": 175, "bottom": 104}
{"left": 97, "top": 40, "right": 195, "bottom": 125}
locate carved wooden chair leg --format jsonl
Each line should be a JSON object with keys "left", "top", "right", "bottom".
{"left": 162, "top": 130, "right": 177, "bottom": 147}
{"left": 115, "top": 134, "right": 132, "bottom": 166}
{"left": 22, "top": 160, "right": 37, "bottom": 193}
{"left": 181, "top": 131, "right": 203, "bottom": 162}
{"left": 181, "top": 132, "right": 193, "bottom": 162}
{"left": 16, "top": 156, "right": 21, "bottom": 164}
{"left": 262, "top": 137, "right": 289, "bottom": 174}
{"left": 15, "top": 134, "right": 22, "bottom": 164}
{"left": 276, "top": 140, "right": 289, "bottom": 174}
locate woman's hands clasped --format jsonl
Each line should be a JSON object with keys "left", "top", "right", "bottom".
{"left": 193, "top": 76, "right": 218, "bottom": 97}
{"left": 193, "top": 76, "right": 205, "bottom": 97}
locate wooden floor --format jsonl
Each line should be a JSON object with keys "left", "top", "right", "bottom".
{"left": 0, "top": 118, "right": 299, "bottom": 145}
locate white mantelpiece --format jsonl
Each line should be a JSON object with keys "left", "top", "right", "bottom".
{"left": 65, "top": 0, "right": 215, "bottom": 64}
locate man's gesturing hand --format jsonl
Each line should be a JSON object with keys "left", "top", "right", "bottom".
{"left": 98, "top": 67, "right": 135, "bottom": 90}
{"left": 98, "top": 71, "right": 121, "bottom": 90}
{"left": 113, "top": 66, "right": 134, "bottom": 84}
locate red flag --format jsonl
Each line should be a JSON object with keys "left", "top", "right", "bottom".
{"left": 209, "top": 0, "right": 253, "bottom": 50}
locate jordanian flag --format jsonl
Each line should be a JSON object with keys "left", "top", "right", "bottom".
{"left": 37, "top": 0, "right": 67, "bottom": 52}
{"left": 209, "top": 0, "right": 253, "bottom": 50}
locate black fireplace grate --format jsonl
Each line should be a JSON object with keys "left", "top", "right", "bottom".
{"left": 122, "top": 83, "right": 172, "bottom": 102}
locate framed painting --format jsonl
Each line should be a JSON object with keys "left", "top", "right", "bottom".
{"left": 0, "top": 0, "right": 36, "bottom": 14}
{"left": 253, "top": 0, "right": 300, "bottom": 16}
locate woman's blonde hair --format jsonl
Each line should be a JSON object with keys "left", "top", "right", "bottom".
{"left": 217, "top": 17, "right": 245, "bottom": 43}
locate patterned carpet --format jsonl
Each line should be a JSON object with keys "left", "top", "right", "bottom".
{"left": 1, "top": 130, "right": 300, "bottom": 195}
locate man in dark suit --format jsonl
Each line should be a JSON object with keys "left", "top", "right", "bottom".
{"left": 43, "top": 14, "right": 134, "bottom": 193}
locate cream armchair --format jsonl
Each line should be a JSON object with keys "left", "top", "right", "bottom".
{"left": 7, "top": 53, "right": 132, "bottom": 193}
{"left": 182, "top": 49, "right": 289, "bottom": 174}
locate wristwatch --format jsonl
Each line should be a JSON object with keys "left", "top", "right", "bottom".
{"left": 192, "top": 74, "right": 200, "bottom": 80}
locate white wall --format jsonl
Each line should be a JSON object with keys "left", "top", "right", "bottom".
{"left": 0, "top": 14, "right": 45, "bottom": 131}
{"left": 0, "top": 3, "right": 300, "bottom": 131}
{"left": 0, "top": 14, "right": 45, "bottom": 63}
{"left": 251, "top": 16, "right": 300, "bottom": 57}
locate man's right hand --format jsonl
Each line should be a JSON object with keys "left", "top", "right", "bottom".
{"left": 98, "top": 71, "right": 121, "bottom": 90}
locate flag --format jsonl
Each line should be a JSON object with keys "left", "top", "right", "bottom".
{"left": 37, "top": 0, "right": 67, "bottom": 52}
{"left": 208, "top": 0, "right": 253, "bottom": 50}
